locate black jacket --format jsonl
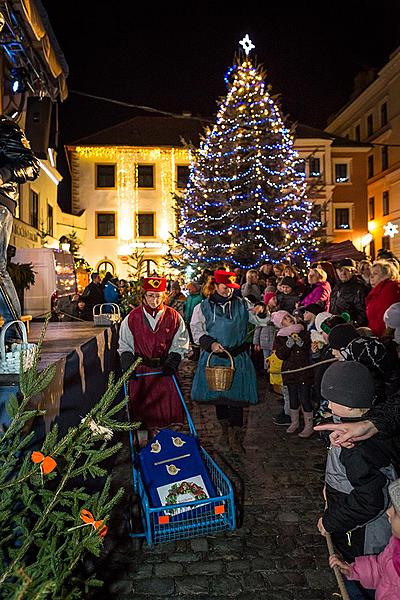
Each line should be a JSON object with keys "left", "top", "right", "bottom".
{"left": 329, "top": 275, "right": 368, "bottom": 326}
{"left": 323, "top": 434, "right": 396, "bottom": 562}
{"left": 81, "top": 282, "right": 105, "bottom": 319}
{"left": 0, "top": 116, "right": 40, "bottom": 215}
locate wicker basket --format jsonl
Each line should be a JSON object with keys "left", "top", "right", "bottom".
{"left": 0, "top": 320, "right": 37, "bottom": 374}
{"left": 205, "top": 349, "right": 235, "bottom": 392}
{"left": 93, "top": 303, "right": 121, "bottom": 326}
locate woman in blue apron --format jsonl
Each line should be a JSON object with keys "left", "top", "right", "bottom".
{"left": 190, "top": 270, "right": 271, "bottom": 453}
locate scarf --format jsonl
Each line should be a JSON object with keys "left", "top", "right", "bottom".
{"left": 393, "top": 537, "right": 400, "bottom": 577}
{"left": 277, "top": 323, "right": 304, "bottom": 337}
{"left": 142, "top": 302, "right": 164, "bottom": 319}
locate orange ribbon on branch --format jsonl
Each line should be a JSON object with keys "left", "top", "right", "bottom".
{"left": 31, "top": 451, "right": 57, "bottom": 475}
{"left": 76, "top": 509, "right": 108, "bottom": 537}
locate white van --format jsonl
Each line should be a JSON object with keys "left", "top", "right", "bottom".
{"left": 13, "top": 248, "right": 77, "bottom": 317}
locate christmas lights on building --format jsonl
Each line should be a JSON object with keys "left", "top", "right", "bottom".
{"left": 171, "top": 36, "right": 321, "bottom": 269}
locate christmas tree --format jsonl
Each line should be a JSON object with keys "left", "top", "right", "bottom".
{"left": 171, "top": 35, "right": 321, "bottom": 270}
{"left": 0, "top": 320, "right": 140, "bottom": 598}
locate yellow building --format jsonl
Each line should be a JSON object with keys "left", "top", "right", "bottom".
{"left": 66, "top": 116, "right": 370, "bottom": 275}
{"left": 326, "top": 46, "right": 400, "bottom": 258}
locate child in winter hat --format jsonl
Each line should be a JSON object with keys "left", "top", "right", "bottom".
{"left": 319, "top": 361, "right": 397, "bottom": 571}
{"left": 329, "top": 476, "right": 400, "bottom": 599}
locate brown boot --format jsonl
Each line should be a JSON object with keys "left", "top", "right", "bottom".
{"left": 298, "top": 412, "right": 314, "bottom": 438}
{"left": 228, "top": 426, "right": 245, "bottom": 454}
{"left": 217, "top": 420, "right": 230, "bottom": 449}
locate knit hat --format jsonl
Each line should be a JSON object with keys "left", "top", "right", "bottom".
{"left": 389, "top": 479, "right": 400, "bottom": 513}
{"left": 342, "top": 336, "right": 389, "bottom": 374}
{"left": 384, "top": 303, "right": 400, "bottom": 329}
{"left": 328, "top": 323, "right": 360, "bottom": 349}
{"left": 315, "top": 311, "right": 332, "bottom": 333}
{"left": 319, "top": 314, "right": 349, "bottom": 335}
{"left": 321, "top": 361, "right": 375, "bottom": 408}
{"left": 280, "top": 276, "right": 296, "bottom": 290}
{"left": 271, "top": 310, "right": 292, "bottom": 329}
{"left": 301, "top": 303, "right": 325, "bottom": 316}
{"left": 335, "top": 258, "right": 356, "bottom": 270}
{"left": 263, "top": 291, "right": 276, "bottom": 305}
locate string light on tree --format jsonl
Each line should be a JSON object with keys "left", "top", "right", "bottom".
{"left": 170, "top": 37, "right": 321, "bottom": 269}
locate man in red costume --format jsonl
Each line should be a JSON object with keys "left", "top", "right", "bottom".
{"left": 118, "top": 277, "right": 190, "bottom": 440}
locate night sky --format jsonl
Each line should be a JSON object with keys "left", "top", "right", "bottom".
{"left": 39, "top": 0, "right": 400, "bottom": 206}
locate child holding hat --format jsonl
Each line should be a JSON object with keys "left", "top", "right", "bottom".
{"left": 330, "top": 477, "right": 400, "bottom": 599}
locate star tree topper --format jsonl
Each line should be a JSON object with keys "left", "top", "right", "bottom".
{"left": 239, "top": 34, "right": 255, "bottom": 55}
{"left": 383, "top": 221, "right": 399, "bottom": 238}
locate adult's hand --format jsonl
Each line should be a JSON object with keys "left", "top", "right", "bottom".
{"left": 254, "top": 344, "right": 261, "bottom": 352}
{"left": 211, "top": 342, "right": 225, "bottom": 353}
{"left": 314, "top": 420, "right": 378, "bottom": 448}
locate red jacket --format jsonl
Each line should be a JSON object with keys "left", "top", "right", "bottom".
{"left": 366, "top": 279, "right": 400, "bottom": 336}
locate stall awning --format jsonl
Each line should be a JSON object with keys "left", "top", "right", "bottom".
{"left": 315, "top": 240, "right": 365, "bottom": 262}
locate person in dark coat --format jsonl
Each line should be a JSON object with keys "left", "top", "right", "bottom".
{"left": 275, "top": 276, "right": 300, "bottom": 313}
{"left": 330, "top": 258, "right": 368, "bottom": 326}
{"left": 80, "top": 272, "right": 105, "bottom": 320}
{"left": 271, "top": 310, "right": 314, "bottom": 437}
{"left": 317, "top": 361, "right": 397, "bottom": 600}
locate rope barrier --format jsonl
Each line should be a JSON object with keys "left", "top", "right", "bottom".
{"left": 325, "top": 532, "right": 350, "bottom": 600}
{"left": 268, "top": 357, "right": 337, "bottom": 375}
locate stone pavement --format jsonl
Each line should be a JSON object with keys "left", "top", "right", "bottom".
{"left": 92, "top": 359, "right": 338, "bottom": 599}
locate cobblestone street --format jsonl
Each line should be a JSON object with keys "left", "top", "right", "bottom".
{"left": 94, "top": 359, "right": 338, "bottom": 599}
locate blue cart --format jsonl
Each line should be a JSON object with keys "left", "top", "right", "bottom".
{"left": 127, "top": 372, "right": 236, "bottom": 546}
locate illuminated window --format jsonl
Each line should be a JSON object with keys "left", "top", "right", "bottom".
{"left": 137, "top": 212, "right": 155, "bottom": 237}
{"left": 137, "top": 165, "right": 154, "bottom": 188}
{"left": 96, "top": 212, "right": 116, "bottom": 237}
{"left": 96, "top": 164, "right": 115, "bottom": 188}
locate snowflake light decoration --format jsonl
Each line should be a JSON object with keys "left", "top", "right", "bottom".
{"left": 239, "top": 34, "right": 255, "bottom": 56}
{"left": 383, "top": 222, "right": 399, "bottom": 238}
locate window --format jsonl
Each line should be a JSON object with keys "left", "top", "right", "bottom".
{"left": 137, "top": 212, "right": 155, "bottom": 237}
{"left": 308, "top": 157, "right": 321, "bottom": 177}
{"left": 367, "top": 114, "right": 373, "bottom": 137}
{"left": 354, "top": 124, "right": 361, "bottom": 142}
{"left": 335, "top": 207, "right": 351, "bottom": 230}
{"left": 29, "top": 190, "right": 39, "bottom": 229}
{"left": 381, "top": 102, "right": 388, "bottom": 127}
{"left": 96, "top": 164, "right": 115, "bottom": 188}
{"left": 383, "top": 191, "right": 390, "bottom": 216}
{"left": 137, "top": 165, "right": 154, "bottom": 188}
{"left": 334, "top": 163, "right": 350, "bottom": 183}
{"left": 382, "top": 236, "right": 391, "bottom": 251}
{"left": 368, "top": 197, "right": 375, "bottom": 220}
{"left": 96, "top": 260, "right": 115, "bottom": 275}
{"left": 47, "top": 203, "right": 53, "bottom": 237}
{"left": 96, "top": 212, "right": 116, "bottom": 237}
{"left": 370, "top": 239, "right": 375, "bottom": 260}
{"left": 176, "top": 165, "right": 190, "bottom": 189}
{"left": 381, "top": 146, "right": 389, "bottom": 171}
{"left": 368, "top": 155, "right": 374, "bottom": 179}
{"left": 295, "top": 159, "right": 306, "bottom": 174}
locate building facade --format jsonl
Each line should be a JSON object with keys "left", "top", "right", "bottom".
{"left": 326, "top": 46, "right": 400, "bottom": 258}
{"left": 66, "top": 117, "right": 370, "bottom": 277}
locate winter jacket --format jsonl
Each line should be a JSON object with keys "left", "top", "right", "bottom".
{"left": 184, "top": 292, "right": 202, "bottom": 325}
{"left": 329, "top": 276, "right": 368, "bottom": 326}
{"left": 241, "top": 283, "right": 262, "bottom": 302}
{"left": 81, "top": 282, "right": 105, "bottom": 319}
{"left": 366, "top": 279, "right": 400, "bottom": 337}
{"left": 274, "top": 329, "right": 313, "bottom": 384}
{"left": 347, "top": 536, "right": 400, "bottom": 599}
{"left": 103, "top": 280, "right": 120, "bottom": 304}
{"left": 276, "top": 291, "right": 300, "bottom": 314}
{"left": 0, "top": 116, "right": 40, "bottom": 215}
{"left": 323, "top": 433, "right": 397, "bottom": 562}
{"left": 299, "top": 281, "right": 331, "bottom": 310}
{"left": 253, "top": 322, "right": 277, "bottom": 350}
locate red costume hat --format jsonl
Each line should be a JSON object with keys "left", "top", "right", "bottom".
{"left": 143, "top": 277, "right": 167, "bottom": 292}
{"left": 214, "top": 270, "right": 240, "bottom": 289}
